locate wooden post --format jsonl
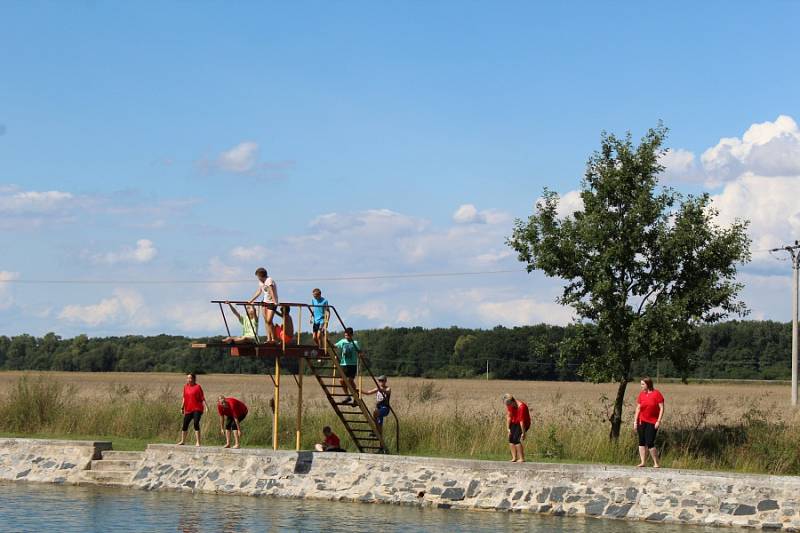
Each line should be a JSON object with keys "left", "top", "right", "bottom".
{"left": 273, "top": 356, "right": 280, "bottom": 450}
{"left": 296, "top": 357, "right": 304, "bottom": 451}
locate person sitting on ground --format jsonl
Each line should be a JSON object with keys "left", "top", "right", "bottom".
{"left": 363, "top": 375, "right": 391, "bottom": 435}
{"left": 274, "top": 305, "right": 295, "bottom": 345}
{"left": 334, "top": 327, "right": 362, "bottom": 405}
{"left": 221, "top": 302, "right": 259, "bottom": 344}
{"left": 314, "top": 426, "right": 345, "bottom": 452}
{"left": 503, "top": 393, "right": 531, "bottom": 463}
{"left": 310, "top": 288, "right": 329, "bottom": 348}
{"left": 178, "top": 373, "right": 210, "bottom": 447}
{"left": 248, "top": 267, "right": 279, "bottom": 343}
{"left": 217, "top": 395, "right": 248, "bottom": 449}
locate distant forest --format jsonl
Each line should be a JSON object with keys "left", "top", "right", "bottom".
{"left": 0, "top": 320, "right": 792, "bottom": 381}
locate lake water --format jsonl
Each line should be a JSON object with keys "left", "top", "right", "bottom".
{"left": 0, "top": 482, "right": 718, "bottom": 532}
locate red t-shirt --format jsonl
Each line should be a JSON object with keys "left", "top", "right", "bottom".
{"left": 637, "top": 389, "right": 665, "bottom": 424}
{"left": 507, "top": 401, "right": 531, "bottom": 430}
{"left": 183, "top": 383, "right": 205, "bottom": 413}
{"left": 217, "top": 397, "right": 248, "bottom": 419}
{"left": 324, "top": 432, "right": 340, "bottom": 449}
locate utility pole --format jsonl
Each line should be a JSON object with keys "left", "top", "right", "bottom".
{"left": 770, "top": 241, "right": 800, "bottom": 407}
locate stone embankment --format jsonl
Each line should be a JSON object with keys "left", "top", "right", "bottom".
{"left": 3, "top": 437, "right": 800, "bottom": 530}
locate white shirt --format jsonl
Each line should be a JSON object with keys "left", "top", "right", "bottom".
{"left": 260, "top": 277, "right": 278, "bottom": 304}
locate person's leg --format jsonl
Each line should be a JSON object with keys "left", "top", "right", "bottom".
{"left": 224, "top": 429, "right": 231, "bottom": 448}
{"left": 647, "top": 425, "right": 659, "bottom": 467}
{"left": 636, "top": 425, "right": 647, "bottom": 467}
{"left": 315, "top": 443, "right": 325, "bottom": 452}
{"left": 233, "top": 425, "right": 241, "bottom": 448}
{"left": 178, "top": 413, "right": 191, "bottom": 444}
{"left": 515, "top": 443, "right": 525, "bottom": 462}
{"left": 193, "top": 412, "right": 202, "bottom": 446}
{"left": 265, "top": 307, "right": 275, "bottom": 342}
{"left": 508, "top": 426, "right": 520, "bottom": 461}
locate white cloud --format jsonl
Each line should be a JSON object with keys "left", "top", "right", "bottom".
{"left": 660, "top": 148, "right": 704, "bottom": 183}
{"left": 218, "top": 141, "right": 259, "bottom": 173}
{"left": 0, "top": 189, "right": 74, "bottom": 213}
{"left": 452, "top": 204, "right": 510, "bottom": 225}
{"left": 556, "top": 190, "right": 584, "bottom": 219}
{"left": 476, "top": 297, "right": 574, "bottom": 326}
{"left": 88, "top": 239, "right": 158, "bottom": 265}
{"left": 230, "top": 245, "right": 268, "bottom": 261}
{"left": 58, "top": 289, "right": 154, "bottom": 327}
{"left": 0, "top": 270, "right": 20, "bottom": 310}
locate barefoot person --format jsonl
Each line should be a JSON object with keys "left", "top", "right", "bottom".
{"left": 248, "top": 267, "right": 279, "bottom": 343}
{"left": 221, "top": 302, "right": 259, "bottom": 344}
{"left": 310, "top": 288, "right": 329, "bottom": 348}
{"left": 178, "top": 373, "right": 209, "bottom": 447}
{"left": 335, "top": 327, "right": 362, "bottom": 405}
{"left": 633, "top": 377, "right": 664, "bottom": 468}
{"left": 503, "top": 393, "right": 531, "bottom": 462}
{"left": 217, "top": 395, "right": 248, "bottom": 449}
{"left": 274, "top": 305, "right": 295, "bottom": 345}
{"left": 363, "top": 375, "right": 391, "bottom": 436}
{"left": 314, "top": 426, "right": 345, "bottom": 452}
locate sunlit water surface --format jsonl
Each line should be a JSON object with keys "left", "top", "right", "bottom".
{"left": 0, "top": 482, "right": 719, "bottom": 532}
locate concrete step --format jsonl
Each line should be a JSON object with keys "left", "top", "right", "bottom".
{"left": 81, "top": 470, "right": 134, "bottom": 485}
{"left": 100, "top": 450, "right": 144, "bottom": 461}
{"left": 91, "top": 459, "right": 140, "bottom": 471}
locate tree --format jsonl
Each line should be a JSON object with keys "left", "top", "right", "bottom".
{"left": 508, "top": 124, "right": 751, "bottom": 438}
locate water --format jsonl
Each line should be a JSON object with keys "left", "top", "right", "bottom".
{"left": 0, "top": 482, "right": 716, "bottom": 532}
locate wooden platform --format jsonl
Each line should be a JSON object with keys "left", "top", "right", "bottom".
{"left": 190, "top": 342, "right": 325, "bottom": 359}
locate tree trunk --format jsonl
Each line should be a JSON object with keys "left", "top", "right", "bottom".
{"left": 609, "top": 378, "right": 628, "bottom": 439}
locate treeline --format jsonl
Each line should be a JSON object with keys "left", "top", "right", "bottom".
{"left": 0, "top": 320, "right": 792, "bottom": 380}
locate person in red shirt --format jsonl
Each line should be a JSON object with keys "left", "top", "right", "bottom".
{"left": 217, "top": 396, "right": 249, "bottom": 449}
{"left": 314, "top": 426, "right": 345, "bottom": 452}
{"left": 503, "top": 393, "right": 531, "bottom": 462}
{"left": 633, "top": 377, "right": 665, "bottom": 468}
{"left": 178, "top": 373, "right": 209, "bottom": 447}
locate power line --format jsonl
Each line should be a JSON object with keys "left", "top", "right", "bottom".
{"left": 0, "top": 269, "right": 527, "bottom": 285}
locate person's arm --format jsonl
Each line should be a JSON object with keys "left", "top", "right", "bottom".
{"left": 323, "top": 306, "right": 330, "bottom": 328}
{"left": 519, "top": 420, "right": 526, "bottom": 440}
{"left": 506, "top": 410, "right": 511, "bottom": 434}
{"left": 655, "top": 402, "right": 664, "bottom": 429}
{"left": 227, "top": 302, "right": 242, "bottom": 320}
{"left": 633, "top": 404, "right": 641, "bottom": 430}
{"left": 268, "top": 284, "right": 278, "bottom": 305}
{"left": 363, "top": 387, "right": 377, "bottom": 395}
{"left": 247, "top": 287, "right": 261, "bottom": 304}
{"left": 219, "top": 409, "right": 225, "bottom": 434}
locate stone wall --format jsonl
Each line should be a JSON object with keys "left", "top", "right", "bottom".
{"left": 132, "top": 445, "right": 800, "bottom": 530}
{"left": 0, "top": 438, "right": 110, "bottom": 484}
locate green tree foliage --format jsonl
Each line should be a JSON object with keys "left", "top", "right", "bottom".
{"left": 508, "top": 124, "right": 751, "bottom": 438}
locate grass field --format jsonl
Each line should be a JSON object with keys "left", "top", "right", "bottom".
{"left": 1, "top": 371, "right": 798, "bottom": 474}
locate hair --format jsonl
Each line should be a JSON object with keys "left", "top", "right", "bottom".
{"left": 641, "top": 377, "right": 654, "bottom": 391}
{"left": 503, "top": 393, "right": 515, "bottom": 404}
{"left": 345, "top": 327, "right": 354, "bottom": 335}
{"left": 245, "top": 305, "right": 257, "bottom": 315}
{"left": 217, "top": 395, "right": 227, "bottom": 404}
{"left": 282, "top": 305, "right": 290, "bottom": 316}
{"left": 188, "top": 372, "right": 197, "bottom": 382}
{"left": 255, "top": 267, "right": 267, "bottom": 277}
{"left": 322, "top": 426, "right": 332, "bottom": 433}
{"left": 312, "top": 288, "right": 321, "bottom": 294}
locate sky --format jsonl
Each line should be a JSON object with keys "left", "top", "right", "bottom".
{"left": 1, "top": 1, "right": 799, "bottom": 338}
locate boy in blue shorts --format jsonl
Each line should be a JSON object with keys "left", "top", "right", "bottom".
{"left": 310, "top": 288, "right": 329, "bottom": 348}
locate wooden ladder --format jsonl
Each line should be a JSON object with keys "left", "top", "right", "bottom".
{"left": 304, "top": 344, "right": 387, "bottom": 453}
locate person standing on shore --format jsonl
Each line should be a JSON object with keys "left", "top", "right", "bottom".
{"left": 217, "top": 396, "right": 248, "bottom": 449}
{"left": 503, "top": 393, "right": 531, "bottom": 462}
{"left": 633, "top": 377, "right": 664, "bottom": 468}
{"left": 178, "top": 373, "right": 209, "bottom": 447}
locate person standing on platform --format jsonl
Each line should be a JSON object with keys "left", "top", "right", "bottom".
{"left": 310, "top": 288, "right": 329, "bottom": 348}
{"left": 248, "top": 267, "right": 279, "bottom": 343}
{"left": 633, "top": 377, "right": 664, "bottom": 468}
{"left": 503, "top": 393, "right": 531, "bottom": 462}
{"left": 335, "top": 327, "right": 362, "bottom": 405}
{"left": 217, "top": 395, "right": 248, "bottom": 449}
{"left": 178, "top": 373, "right": 209, "bottom": 447}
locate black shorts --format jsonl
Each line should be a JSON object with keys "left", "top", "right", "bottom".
{"left": 225, "top": 412, "right": 247, "bottom": 431}
{"left": 637, "top": 422, "right": 658, "bottom": 448}
{"left": 264, "top": 303, "right": 277, "bottom": 312}
{"left": 313, "top": 322, "right": 325, "bottom": 333}
{"left": 182, "top": 411, "right": 202, "bottom": 431}
{"left": 342, "top": 365, "right": 357, "bottom": 378}
{"left": 509, "top": 424, "right": 522, "bottom": 445}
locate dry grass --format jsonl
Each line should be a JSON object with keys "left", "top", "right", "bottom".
{"left": 1, "top": 372, "right": 798, "bottom": 474}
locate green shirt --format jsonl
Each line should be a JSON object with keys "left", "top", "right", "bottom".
{"left": 335, "top": 338, "right": 361, "bottom": 367}
{"left": 240, "top": 314, "right": 258, "bottom": 338}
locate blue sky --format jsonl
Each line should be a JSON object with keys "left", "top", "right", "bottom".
{"left": 2, "top": 2, "right": 799, "bottom": 337}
